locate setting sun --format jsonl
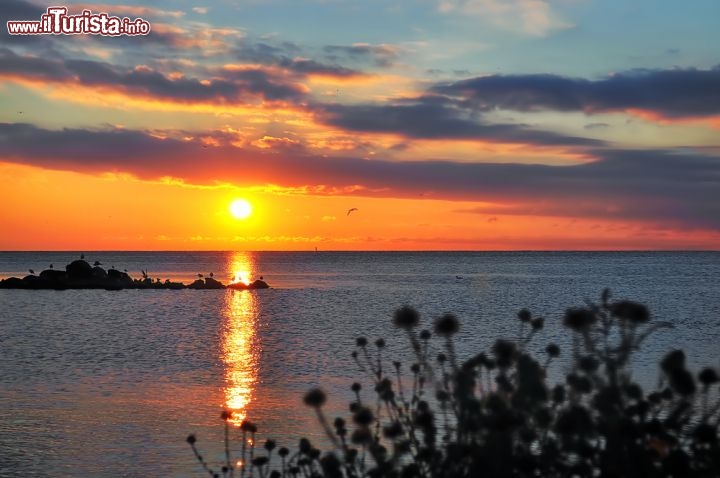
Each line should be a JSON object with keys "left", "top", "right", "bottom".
{"left": 230, "top": 199, "right": 252, "bottom": 220}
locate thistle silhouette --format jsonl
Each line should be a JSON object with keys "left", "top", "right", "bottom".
{"left": 188, "top": 290, "right": 720, "bottom": 477}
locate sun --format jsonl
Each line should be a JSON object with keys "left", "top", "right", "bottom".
{"left": 229, "top": 199, "right": 252, "bottom": 220}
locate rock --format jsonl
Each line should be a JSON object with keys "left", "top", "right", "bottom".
{"left": 66, "top": 260, "right": 93, "bottom": 279}
{"left": 188, "top": 279, "right": 206, "bottom": 289}
{"left": 91, "top": 266, "right": 107, "bottom": 279}
{"left": 108, "top": 268, "right": 134, "bottom": 287}
{"left": 2, "top": 258, "right": 269, "bottom": 290}
{"left": 250, "top": 279, "right": 270, "bottom": 289}
{"left": 107, "top": 269, "right": 121, "bottom": 279}
{"left": 162, "top": 281, "right": 185, "bottom": 290}
{"left": 39, "top": 269, "right": 68, "bottom": 282}
{"left": 204, "top": 277, "right": 225, "bottom": 289}
{"left": 0, "top": 277, "right": 25, "bottom": 288}
{"left": 227, "top": 279, "right": 270, "bottom": 290}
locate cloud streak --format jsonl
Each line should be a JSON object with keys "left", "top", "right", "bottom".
{"left": 438, "top": 0, "right": 572, "bottom": 36}
{"left": 2, "top": 123, "right": 718, "bottom": 230}
{"left": 0, "top": 48, "right": 308, "bottom": 103}
{"left": 318, "top": 96, "right": 603, "bottom": 146}
{"left": 432, "top": 67, "right": 720, "bottom": 119}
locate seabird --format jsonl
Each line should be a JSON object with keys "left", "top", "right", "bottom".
{"left": 209, "top": 272, "right": 214, "bottom": 278}
{"left": 198, "top": 273, "right": 204, "bottom": 278}
{"left": 347, "top": 208, "right": 358, "bottom": 216}
{"left": 94, "top": 261, "right": 102, "bottom": 266}
{"left": 49, "top": 264, "right": 53, "bottom": 269}
{"left": 29, "top": 269, "right": 35, "bottom": 274}
{"left": 80, "top": 253, "right": 85, "bottom": 259}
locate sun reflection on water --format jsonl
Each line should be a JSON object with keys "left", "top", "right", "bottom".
{"left": 221, "top": 252, "right": 261, "bottom": 425}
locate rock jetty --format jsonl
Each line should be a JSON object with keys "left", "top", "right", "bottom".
{"left": 0, "top": 258, "right": 270, "bottom": 291}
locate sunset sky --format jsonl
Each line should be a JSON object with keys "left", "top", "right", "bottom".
{"left": 1, "top": 0, "right": 719, "bottom": 250}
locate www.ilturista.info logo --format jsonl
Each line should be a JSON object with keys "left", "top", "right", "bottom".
{"left": 7, "top": 6, "right": 151, "bottom": 36}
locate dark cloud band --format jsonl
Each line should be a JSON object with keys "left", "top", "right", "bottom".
{"left": 432, "top": 67, "right": 720, "bottom": 118}
{"left": 2, "top": 123, "right": 718, "bottom": 229}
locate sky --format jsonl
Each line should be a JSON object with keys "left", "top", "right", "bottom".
{"left": 1, "top": 0, "right": 719, "bottom": 250}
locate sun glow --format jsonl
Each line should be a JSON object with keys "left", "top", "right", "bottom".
{"left": 230, "top": 199, "right": 252, "bottom": 220}
{"left": 230, "top": 270, "right": 251, "bottom": 285}
{"left": 221, "top": 252, "right": 260, "bottom": 425}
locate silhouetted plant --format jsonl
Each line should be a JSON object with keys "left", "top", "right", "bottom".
{"left": 188, "top": 290, "right": 720, "bottom": 477}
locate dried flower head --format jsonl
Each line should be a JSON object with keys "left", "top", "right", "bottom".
{"left": 610, "top": 300, "right": 650, "bottom": 323}
{"left": 303, "top": 388, "right": 327, "bottom": 408}
{"left": 546, "top": 343, "right": 560, "bottom": 358}
{"left": 393, "top": 306, "right": 420, "bottom": 329}
{"left": 517, "top": 308, "right": 532, "bottom": 323}
{"left": 353, "top": 407, "right": 375, "bottom": 426}
{"left": 434, "top": 313, "right": 459, "bottom": 336}
{"left": 699, "top": 367, "right": 719, "bottom": 386}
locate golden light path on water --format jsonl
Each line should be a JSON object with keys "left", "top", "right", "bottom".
{"left": 221, "top": 251, "right": 261, "bottom": 425}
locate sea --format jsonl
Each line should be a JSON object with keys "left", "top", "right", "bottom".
{"left": 0, "top": 251, "right": 719, "bottom": 477}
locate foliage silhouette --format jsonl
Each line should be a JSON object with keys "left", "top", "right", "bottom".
{"left": 188, "top": 290, "right": 720, "bottom": 477}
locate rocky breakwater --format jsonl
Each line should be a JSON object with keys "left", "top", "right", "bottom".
{"left": 0, "top": 259, "right": 270, "bottom": 290}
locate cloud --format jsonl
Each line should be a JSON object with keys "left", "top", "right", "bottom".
{"left": 0, "top": 48, "right": 308, "bottom": 103}
{"left": 323, "top": 43, "right": 400, "bottom": 67}
{"left": 236, "top": 41, "right": 367, "bottom": 79}
{"left": 438, "top": 0, "right": 572, "bottom": 36}
{"left": 276, "top": 57, "right": 365, "bottom": 79}
{"left": 318, "top": 96, "right": 603, "bottom": 146}
{"left": 0, "top": 0, "right": 46, "bottom": 21}
{"left": 432, "top": 67, "right": 720, "bottom": 119}
{"left": 67, "top": 4, "right": 186, "bottom": 19}
{"left": 0, "top": 0, "right": 57, "bottom": 49}
{"left": 2, "top": 123, "right": 719, "bottom": 230}
{"left": 192, "top": 7, "right": 208, "bottom": 14}
{"left": 584, "top": 123, "right": 610, "bottom": 130}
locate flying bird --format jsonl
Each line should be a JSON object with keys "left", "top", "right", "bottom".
{"left": 347, "top": 208, "right": 358, "bottom": 216}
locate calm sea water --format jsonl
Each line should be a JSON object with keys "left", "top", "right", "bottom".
{"left": 1, "top": 251, "right": 719, "bottom": 477}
